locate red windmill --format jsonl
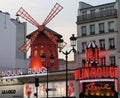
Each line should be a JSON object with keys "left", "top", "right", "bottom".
{"left": 16, "top": 3, "right": 63, "bottom": 70}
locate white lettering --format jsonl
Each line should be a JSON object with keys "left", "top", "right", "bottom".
{"left": 1, "top": 67, "right": 47, "bottom": 77}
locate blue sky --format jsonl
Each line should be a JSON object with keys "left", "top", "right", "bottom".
{"left": 0, "top": 0, "right": 116, "bottom": 60}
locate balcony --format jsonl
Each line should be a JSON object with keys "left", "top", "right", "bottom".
{"left": 77, "top": 9, "right": 117, "bottom": 24}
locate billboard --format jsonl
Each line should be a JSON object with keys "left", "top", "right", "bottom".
{"left": 24, "top": 81, "right": 78, "bottom": 98}
{"left": 0, "top": 85, "right": 23, "bottom": 98}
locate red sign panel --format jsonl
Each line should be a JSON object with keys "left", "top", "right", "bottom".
{"left": 74, "top": 66, "right": 118, "bottom": 80}
{"left": 82, "top": 82, "right": 118, "bottom": 97}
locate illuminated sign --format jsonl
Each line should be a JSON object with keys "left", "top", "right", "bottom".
{"left": 85, "top": 41, "right": 99, "bottom": 67}
{"left": 86, "top": 47, "right": 99, "bottom": 63}
{"left": 74, "top": 66, "right": 118, "bottom": 80}
{"left": 82, "top": 82, "right": 117, "bottom": 97}
{"left": 85, "top": 82, "right": 111, "bottom": 93}
{"left": 1, "top": 67, "right": 47, "bottom": 77}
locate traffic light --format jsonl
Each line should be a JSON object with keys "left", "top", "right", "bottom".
{"left": 35, "top": 78, "right": 39, "bottom": 87}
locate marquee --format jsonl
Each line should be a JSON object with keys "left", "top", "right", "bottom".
{"left": 74, "top": 66, "right": 118, "bottom": 80}
{"left": 1, "top": 67, "right": 47, "bottom": 78}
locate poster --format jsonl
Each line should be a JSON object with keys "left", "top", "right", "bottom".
{"left": 24, "top": 81, "right": 76, "bottom": 98}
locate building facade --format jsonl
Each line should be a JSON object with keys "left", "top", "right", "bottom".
{"left": 0, "top": 11, "right": 28, "bottom": 71}
{"left": 117, "top": 0, "right": 120, "bottom": 97}
{"left": 76, "top": 1, "right": 118, "bottom": 67}
{"left": 75, "top": 0, "right": 120, "bottom": 98}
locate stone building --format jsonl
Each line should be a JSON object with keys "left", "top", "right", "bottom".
{"left": 75, "top": 0, "right": 119, "bottom": 98}
{"left": 0, "top": 11, "right": 28, "bottom": 71}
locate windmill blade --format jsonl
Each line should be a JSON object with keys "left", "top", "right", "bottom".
{"left": 16, "top": 7, "right": 40, "bottom": 28}
{"left": 44, "top": 30, "right": 58, "bottom": 44}
{"left": 42, "top": 3, "right": 63, "bottom": 26}
{"left": 17, "top": 3, "right": 63, "bottom": 53}
{"left": 19, "top": 39, "right": 31, "bottom": 54}
{"left": 20, "top": 32, "right": 39, "bottom": 54}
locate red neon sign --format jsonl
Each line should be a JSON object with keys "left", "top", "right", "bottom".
{"left": 86, "top": 46, "right": 99, "bottom": 60}
{"left": 85, "top": 41, "right": 99, "bottom": 67}
{"left": 74, "top": 66, "right": 118, "bottom": 80}
{"left": 85, "top": 82, "right": 111, "bottom": 93}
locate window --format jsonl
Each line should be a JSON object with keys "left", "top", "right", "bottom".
{"left": 90, "top": 24, "right": 95, "bottom": 35}
{"left": 40, "top": 50, "right": 44, "bottom": 55}
{"left": 99, "top": 8, "right": 104, "bottom": 12}
{"left": 82, "top": 11, "right": 87, "bottom": 19}
{"left": 82, "top": 11, "right": 87, "bottom": 15}
{"left": 81, "top": 26, "right": 87, "bottom": 36}
{"left": 81, "top": 42, "right": 87, "bottom": 52}
{"left": 105, "top": 6, "right": 114, "bottom": 10}
{"left": 99, "top": 39, "right": 105, "bottom": 50}
{"left": 90, "top": 9, "right": 95, "bottom": 17}
{"left": 108, "top": 21, "right": 114, "bottom": 32}
{"left": 100, "top": 57, "right": 106, "bottom": 66}
{"left": 109, "top": 56, "right": 115, "bottom": 65}
{"left": 90, "top": 9, "right": 95, "bottom": 13}
{"left": 34, "top": 50, "right": 37, "bottom": 57}
{"left": 109, "top": 38, "right": 115, "bottom": 49}
{"left": 99, "top": 8, "right": 105, "bottom": 16}
{"left": 99, "top": 23, "right": 104, "bottom": 33}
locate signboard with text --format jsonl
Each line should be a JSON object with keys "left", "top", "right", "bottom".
{"left": 75, "top": 66, "right": 118, "bottom": 80}
{"left": 80, "top": 82, "right": 118, "bottom": 97}
{"left": 0, "top": 85, "right": 23, "bottom": 98}
{"left": 1, "top": 67, "right": 47, "bottom": 77}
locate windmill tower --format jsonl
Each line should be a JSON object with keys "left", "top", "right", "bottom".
{"left": 16, "top": 3, "right": 63, "bottom": 70}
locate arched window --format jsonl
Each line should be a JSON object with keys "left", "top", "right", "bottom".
{"left": 34, "top": 50, "right": 37, "bottom": 57}
{"left": 40, "top": 50, "right": 44, "bottom": 56}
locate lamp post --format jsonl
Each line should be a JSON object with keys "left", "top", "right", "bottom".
{"left": 57, "top": 34, "right": 77, "bottom": 98}
{"left": 40, "top": 53, "right": 55, "bottom": 98}
{"left": 34, "top": 78, "right": 39, "bottom": 98}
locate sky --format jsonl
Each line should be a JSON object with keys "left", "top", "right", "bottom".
{"left": 0, "top": 0, "right": 116, "bottom": 60}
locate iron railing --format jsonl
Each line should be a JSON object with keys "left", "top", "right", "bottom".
{"left": 77, "top": 9, "right": 117, "bottom": 24}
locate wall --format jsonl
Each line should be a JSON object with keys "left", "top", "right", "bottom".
{"left": 11, "top": 19, "right": 29, "bottom": 69}
{"left": 11, "top": 19, "right": 26, "bottom": 60}
{"left": 0, "top": 12, "right": 16, "bottom": 68}
{"left": 77, "top": 10, "right": 118, "bottom": 66}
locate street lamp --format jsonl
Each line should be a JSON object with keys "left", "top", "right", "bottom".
{"left": 40, "top": 53, "right": 55, "bottom": 98}
{"left": 34, "top": 78, "right": 39, "bottom": 98}
{"left": 57, "top": 34, "right": 77, "bottom": 98}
